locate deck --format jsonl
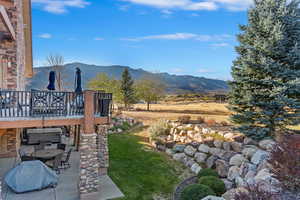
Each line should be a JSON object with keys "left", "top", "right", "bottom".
{"left": 0, "top": 90, "right": 112, "bottom": 129}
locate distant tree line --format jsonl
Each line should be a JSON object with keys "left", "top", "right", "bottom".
{"left": 87, "top": 68, "right": 166, "bottom": 111}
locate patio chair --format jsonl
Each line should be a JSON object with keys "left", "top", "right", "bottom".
{"left": 57, "top": 143, "right": 66, "bottom": 151}
{"left": 46, "top": 153, "right": 63, "bottom": 174}
{"left": 61, "top": 149, "right": 72, "bottom": 169}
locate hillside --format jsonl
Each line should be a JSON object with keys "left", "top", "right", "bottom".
{"left": 28, "top": 63, "right": 229, "bottom": 93}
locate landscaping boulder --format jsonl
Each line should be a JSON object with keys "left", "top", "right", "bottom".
{"left": 186, "top": 159, "right": 196, "bottom": 168}
{"left": 218, "top": 151, "right": 236, "bottom": 161}
{"left": 224, "top": 132, "right": 235, "bottom": 139}
{"left": 242, "top": 147, "right": 257, "bottom": 159}
{"left": 201, "top": 196, "right": 225, "bottom": 200}
{"left": 191, "top": 163, "right": 202, "bottom": 174}
{"left": 195, "top": 152, "right": 208, "bottom": 163}
{"left": 173, "top": 144, "right": 186, "bottom": 153}
{"left": 206, "top": 155, "right": 218, "bottom": 168}
{"left": 243, "top": 137, "right": 257, "bottom": 145}
{"left": 235, "top": 176, "right": 246, "bottom": 188}
{"left": 257, "top": 159, "right": 271, "bottom": 172}
{"left": 222, "top": 188, "right": 248, "bottom": 200}
{"left": 165, "top": 148, "right": 174, "bottom": 156}
{"left": 231, "top": 142, "right": 243, "bottom": 152}
{"left": 173, "top": 153, "right": 187, "bottom": 162}
{"left": 216, "top": 159, "right": 230, "bottom": 178}
{"left": 227, "top": 166, "right": 240, "bottom": 181}
{"left": 222, "top": 179, "right": 233, "bottom": 190}
{"left": 222, "top": 142, "right": 231, "bottom": 151}
{"left": 214, "top": 140, "right": 223, "bottom": 148}
{"left": 254, "top": 168, "right": 273, "bottom": 183}
{"left": 244, "top": 170, "right": 256, "bottom": 180}
{"left": 184, "top": 145, "right": 197, "bottom": 156}
{"left": 198, "top": 144, "right": 210, "bottom": 153}
{"left": 229, "top": 154, "right": 247, "bottom": 166}
{"left": 209, "top": 148, "right": 222, "bottom": 156}
{"left": 239, "top": 162, "right": 256, "bottom": 177}
{"left": 251, "top": 150, "right": 269, "bottom": 165}
{"left": 258, "top": 139, "right": 276, "bottom": 151}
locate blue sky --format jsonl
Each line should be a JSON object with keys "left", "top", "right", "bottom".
{"left": 31, "top": 0, "right": 251, "bottom": 80}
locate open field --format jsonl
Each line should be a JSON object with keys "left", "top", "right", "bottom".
{"left": 124, "top": 102, "right": 300, "bottom": 131}
{"left": 124, "top": 102, "right": 230, "bottom": 125}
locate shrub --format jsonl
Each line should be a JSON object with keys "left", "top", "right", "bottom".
{"left": 180, "top": 184, "right": 216, "bottom": 200}
{"left": 196, "top": 116, "right": 205, "bottom": 124}
{"left": 148, "top": 119, "right": 170, "bottom": 140}
{"left": 178, "top": 116, "right": 191, "bottom": 124}
{"left": 198, "top": 176, "right": 226, "bottom": 196}
{"left": 234, "top": 183, "right": 280, "bottom": 200}
{"left": 268, "top": 135, "right": 300, "bottom": 192}
{"left": 205, "top": 119, "right": 217, "bottom": 127}
{"left": 197, "top": 168, "right": 219, "bottom": 178}
{"left": 120, "top": 121, "right": 131, "bottom": 130}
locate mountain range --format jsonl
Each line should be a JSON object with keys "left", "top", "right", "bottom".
{"left": 28, "top": 63, "right": 229, "bottom": 94}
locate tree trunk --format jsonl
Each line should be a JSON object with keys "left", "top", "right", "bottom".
{"left": 147, "top": 102, "right": 150, "bottom": 111}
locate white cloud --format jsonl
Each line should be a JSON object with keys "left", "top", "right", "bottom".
{"left": 212, "top": 0, "right": 252, "bottom": 11}
{"left": 122, "top": 0, "right": 217, "bottom": 11}
{"left": 38, "top": 33, "right": 52, "bottom": 39}
{"left": 211, "top": 42, "right": 230, "bottom": 47}
{"left": 121, "top": 33, "right": 232, "bottom": 42}
{"left": 94, "top": 37, "right": 104, "bottom": 41}
{"left": 32, "top": 0, "right": 90, "bottom": 14}
{"left": 121, "top": 0, "right": 253, "bottom": 12}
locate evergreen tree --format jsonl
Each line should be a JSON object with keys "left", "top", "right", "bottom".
{"left": 121, "top": 68, "right": 135, "bottom": 109}
{"left": 229, "top": 0, "right": 300, "bottom": 140}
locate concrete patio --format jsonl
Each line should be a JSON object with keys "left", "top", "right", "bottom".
{"left": 0, "top": 151, "right": 124, "bottom": 200}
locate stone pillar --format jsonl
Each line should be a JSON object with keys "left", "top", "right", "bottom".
{"left": 97, "top": 125, "right": 109, "bottom": 175}
{"left": 0, "top": 180, "right": 2, "bottom": 200}
{"left": 79, "top": 133, "right": 100, "bottom": 195}
{"left": 79, "top": 90, "right": 100, "bottom": 197}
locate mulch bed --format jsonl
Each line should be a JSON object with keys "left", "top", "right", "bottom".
{"left": 173, "top": 176, "right": 198, "bottom": 200}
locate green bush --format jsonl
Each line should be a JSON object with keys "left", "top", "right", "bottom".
{"left": 198, "top": 176, "right": 226, "bottom": 196}
{"left": 148, "top": 119, "right": 170, "bottom": 140}
{"left": 180, "top": 184, "right": 216, "bottom": 200}
{"left": 197, "top": 168, "right": 219, "bottom": 178}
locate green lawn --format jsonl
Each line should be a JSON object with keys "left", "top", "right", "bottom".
{"left": 108, "top": 127, "right": 185, "bottom": 200}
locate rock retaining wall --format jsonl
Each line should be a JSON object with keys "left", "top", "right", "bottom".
{"left": 154, "top": 121, "right": 279, "bottom": 200}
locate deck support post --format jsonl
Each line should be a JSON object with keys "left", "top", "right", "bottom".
{"left": 79, "top": 90, "right": 100, "bottom": 197}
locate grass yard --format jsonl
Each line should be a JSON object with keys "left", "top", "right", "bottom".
{"left": 108, "top": 127, "right": 187, "bottom": 200}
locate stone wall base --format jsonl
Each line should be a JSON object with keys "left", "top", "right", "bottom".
{"left": 79, "top": 133, "right": 100, "bottom": 195}
{"left": 97, "top": 125, "right": 109, "bottom": 176}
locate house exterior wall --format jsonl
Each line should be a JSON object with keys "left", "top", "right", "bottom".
{"left": 0, "top": 0, "right": 31, "bottom": 158}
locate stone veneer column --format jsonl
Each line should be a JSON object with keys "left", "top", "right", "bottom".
{"left": 97, "top": 125, "right": 109, "bottom": 175}
{"left": 79, "top": 90, "right": 100, "bottom": 197}
{"left": 0, "top": 180, "right": 2, "bottom": 200}
{"left": 79, "top": 133, "right": 100, "bottom": 195}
